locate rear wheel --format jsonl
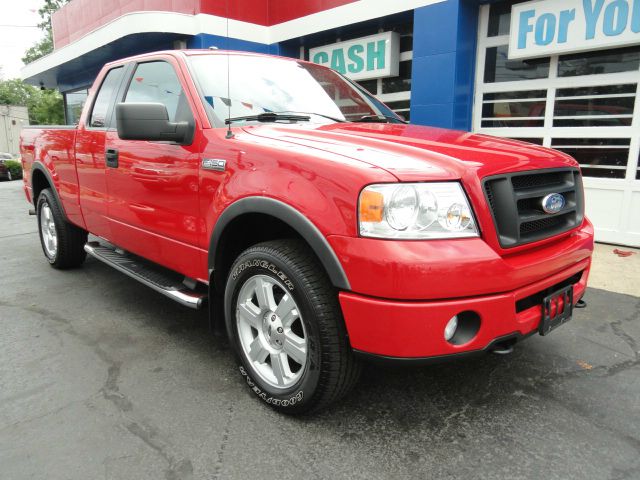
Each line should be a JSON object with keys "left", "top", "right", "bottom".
{"left": 225, "top": 239, "right": 361, "bottom": 414}
{"left": 37, "top": 188, "right": 88, "bottom": 269}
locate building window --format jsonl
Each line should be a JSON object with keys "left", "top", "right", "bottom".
{"left": 303, "top": 16, "right": 413, "bottom": 122}
{"left": 474, "top": 4, "right": 640, "bottom": 182}
{"left": 483, "top": 46, "right": 550, "bottom": 83}
{"left": 64, "top": 89, "right": 88, "bottom": 125}
{"left": 558, "top": 47, "right": 640, "bottom": 77}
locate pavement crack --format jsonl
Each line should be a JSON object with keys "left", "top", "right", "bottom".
{"left": 211, "top": 405, "right": 234, "bottom": 480}
{"left": 0, "top": 230, "right": 37, "bottom": 240}
{"left": 101, "top": 362, "right": 133, "bottom": 412}
{"left": 610, "top": 301, "right": 640, "bottom": 360}
{"left": 515, "top": 379, "right": 640, "bottom": 457}
{"left": 125, "top": 421, "right": 194, "bottom": 480}
{"left": 0, "top": 396, "right": 95, "bottom": 433}
{"left": 0, "top": 298, "right": 194, "bottom": 480}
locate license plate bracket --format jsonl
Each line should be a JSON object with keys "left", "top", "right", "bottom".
{"left": 539, "top": 285, "right": 574, "bottom": 336}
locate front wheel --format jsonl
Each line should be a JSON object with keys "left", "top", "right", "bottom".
{"left": 225, "top": 240, "right": 361, "bottom": 414}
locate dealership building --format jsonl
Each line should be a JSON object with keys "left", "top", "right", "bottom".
{"left": 21, "top": 0, "right": 640, "bottom": 246}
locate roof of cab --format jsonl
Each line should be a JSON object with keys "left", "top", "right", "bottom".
{"left": 103, "top": 49, "right": 306, "bottom": 69}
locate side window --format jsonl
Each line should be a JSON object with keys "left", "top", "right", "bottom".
{"left": 125, "top": 61, "right": 191, "bottom": 123}
{"left": 90, "top": 67, "right": 124, "bottom": 128}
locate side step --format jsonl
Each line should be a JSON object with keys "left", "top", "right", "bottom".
{"left": 84, "top": 242, "right": 206, "bottom": 309}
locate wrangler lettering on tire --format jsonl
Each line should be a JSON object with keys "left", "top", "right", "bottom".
{"left": 224, "top": 239, "right": 361, "bottom": 414}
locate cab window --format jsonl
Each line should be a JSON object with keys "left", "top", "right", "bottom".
{"left": 124, "top": 61, "right": 192, "bottom": 123}
{"left": 90, "top": 66, "right": 124, "bottom": 128}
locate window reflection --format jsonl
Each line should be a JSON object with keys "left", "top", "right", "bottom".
{"left": 551, "top": 138, "right": 630, "bottom": 179}
{"left": 558, "top": 47, "right": 640, "bottom": 77}
{"left": 484, "top": 46, "right": 550, "bottom": 83}
{"left": 64, "top": 89, "right": 88, "bottom": 125}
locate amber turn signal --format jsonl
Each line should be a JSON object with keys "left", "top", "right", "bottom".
{"left": 359, "top": 189, "right": 384, "bottom": 223}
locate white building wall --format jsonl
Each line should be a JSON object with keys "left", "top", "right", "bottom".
{"left": 0, "top": 106, "right": 29, "bottom": 155}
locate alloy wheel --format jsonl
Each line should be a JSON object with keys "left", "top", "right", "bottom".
{"left": 235, "top": 274, "right": 308, "bottom": 389}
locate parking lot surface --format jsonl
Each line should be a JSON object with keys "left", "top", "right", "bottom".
{"left": 1, "top": 180, "right": 639, "bottom": 480}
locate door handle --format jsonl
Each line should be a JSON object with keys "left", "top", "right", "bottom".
{"left": 105, "top": 148, "right": 119, "bottom": 168}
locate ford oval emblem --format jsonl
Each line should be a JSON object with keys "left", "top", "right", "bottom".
{"left": 541, "top": 193, "right": 565, "bottom": 214}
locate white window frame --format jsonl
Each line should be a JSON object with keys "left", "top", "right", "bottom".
{"left": 473, "top": 4, "right": 640, "bottom": 185}
{"left": 473, "top": 3, "right": 640, "bottom": 247}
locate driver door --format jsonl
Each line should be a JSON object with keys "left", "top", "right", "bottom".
{"left": 105, "top": 57, "right": 204, "bottom": 280}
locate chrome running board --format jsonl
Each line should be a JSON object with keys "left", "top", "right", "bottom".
{"left": 84, "top": 242, "right": 206, "bottom": 309}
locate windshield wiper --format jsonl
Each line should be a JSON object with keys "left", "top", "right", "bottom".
{"left": 225, "top": 112, "right": 311, "bottom": 124}
{"left": 274, "top": 111, "right": 346, "bottom": 123}
{"left": 354, "top": 114, "right": 407, "bottom": 124}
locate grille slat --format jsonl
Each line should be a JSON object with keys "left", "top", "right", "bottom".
{"left": 511, "top": 172, "right": 565, "bottom": 190}
{"left": 483, "top": 169, "right": 584, "bottom": 248}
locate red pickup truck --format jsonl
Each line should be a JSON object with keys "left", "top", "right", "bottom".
{"left": 20, "top": 50, "right": 594, "bottom": 413}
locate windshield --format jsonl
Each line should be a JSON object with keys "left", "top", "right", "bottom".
{"left": 188, "top": 54, "right": 402, "bottom": 126}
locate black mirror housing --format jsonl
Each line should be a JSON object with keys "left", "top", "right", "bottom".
{"left": 115, "top": 103, "right": 192, "bottom": 144}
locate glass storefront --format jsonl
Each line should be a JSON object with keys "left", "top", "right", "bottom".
{"left": 474, "top": 1, "right": 640, "bottom": 246}
{"left": 302, "top": 15, "right": 413, "bottom": 121}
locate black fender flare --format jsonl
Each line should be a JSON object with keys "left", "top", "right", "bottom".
{"left": 32, "top": 161, "right": 68, "bottom": 221}
{"left": 209, "top": 197, "right": 351, "bottom": 291}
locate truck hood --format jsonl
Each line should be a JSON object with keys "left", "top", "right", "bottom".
{"left": 242, "top": 123, "right": 578, "bottom": 181}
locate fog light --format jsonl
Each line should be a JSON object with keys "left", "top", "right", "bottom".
{"left": 444, "top": 315, "right": 458, "bottom": 341}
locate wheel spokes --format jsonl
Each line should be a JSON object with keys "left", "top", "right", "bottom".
{"left": 238, "top": 301, "right": 261, "bottom": 329}
{"left": 248, "top": 336, "right": 269, "bottom": 363}
{"left": 275, "top": 294, "right": 297, "bottom": 327}
{"left": 270, "top": 352, "right": 289, "bottom": 386}
{"left": 236, "top": 274, "right": 307, "bottom": 389}
{"left": 283, "top": 332, "right": 307, "bottom": 365}
{"left": 254, "top": 277, "right": 276, "bottom": 311}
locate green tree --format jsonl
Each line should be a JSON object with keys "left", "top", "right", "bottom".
{"left": 0, "top": 79, "right": 33, "bottom": 106}
{"left": 0, "top": 79, "right": 64, "bottom": 125}
{"left": 22, "top": 34, "right": 54, "bottom": 65}
{"left": 28, "top": 89, "right": 64, "bottom": 125}
{"left": 22, "top": 0, "right": 70, "bottom": 65}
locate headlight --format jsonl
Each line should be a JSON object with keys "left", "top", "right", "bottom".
{"left": 358, "top": 182, "right": 479, "bottom": 239}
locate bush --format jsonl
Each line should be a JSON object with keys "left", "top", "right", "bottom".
{"left": 4, "top": 160, "right": 23, "bottom": 180}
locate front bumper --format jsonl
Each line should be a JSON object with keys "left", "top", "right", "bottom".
{"left": 339, "top": 256, "right": 590, "bottom": 359}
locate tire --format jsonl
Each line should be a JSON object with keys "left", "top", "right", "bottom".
{"left": 225, "top": 239, "right": 361, "bottom": 414}
{"left": 37, "top": 188, "right": 88, "bottom": 269}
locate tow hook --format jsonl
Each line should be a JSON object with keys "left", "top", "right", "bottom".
{"left": 575, "top": 298, "right": 587, "bottom": 309}
{"left": 491, "top": 340, "right": 516, "bottom": 355}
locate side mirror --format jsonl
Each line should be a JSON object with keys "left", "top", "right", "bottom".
{"left": 115, "top": 102, "right": 192, "bottom": 144}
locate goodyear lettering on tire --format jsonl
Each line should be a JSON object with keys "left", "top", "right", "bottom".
{"left": 239, "top": 366, "right": 304, "bottom": 406}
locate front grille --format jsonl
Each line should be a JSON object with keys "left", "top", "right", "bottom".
{"left": 483, "top": 168, "right": 584, "bottom": 248}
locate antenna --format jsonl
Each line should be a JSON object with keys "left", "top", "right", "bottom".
{"left": 225, "top": 0, "right": 234, "bottom": 139}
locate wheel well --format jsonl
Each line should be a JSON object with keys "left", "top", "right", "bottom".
{"left": 212, "top": 213, "right": 306, "bottom": 292}
{"left": 31, "top": 169, "right": 50, "bottom": 204}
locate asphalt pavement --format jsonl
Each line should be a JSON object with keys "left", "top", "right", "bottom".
{"left": 1, "top": 179, "right": 639, "bottom": 480}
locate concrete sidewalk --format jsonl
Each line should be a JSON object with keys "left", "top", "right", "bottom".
{"left": 589, "top": 243, "right": 640, "bottom": 298}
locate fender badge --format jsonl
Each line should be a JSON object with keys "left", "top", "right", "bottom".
{"left": 202, "top": 158, "right": 226, "bottom": 171}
